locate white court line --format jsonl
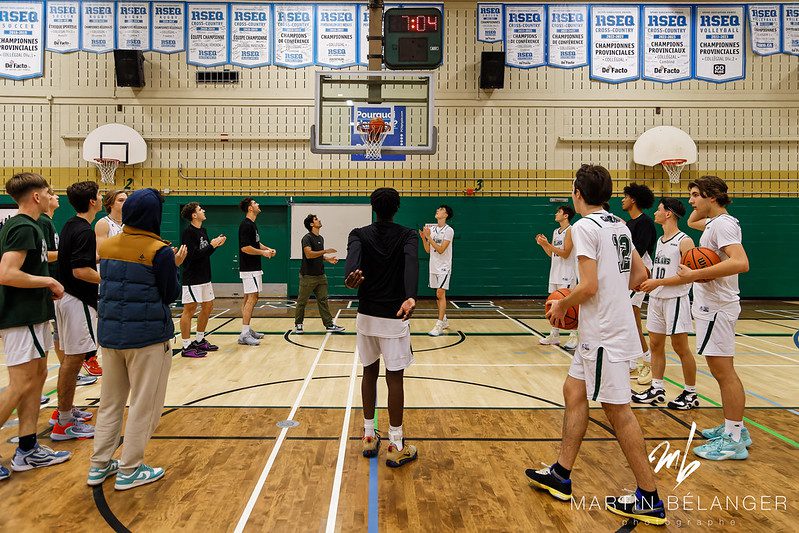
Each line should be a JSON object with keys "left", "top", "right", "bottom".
{"left": 495, "top": 309, "right": 542, "bottom": 336}
{"left": 233, "top": 309, "right": 341, "bottom": 533}
{"left": 210, "top": 308, "right": 230, "bottom": 320}
{"left": 735, "top": 332, "right": 798, "bottom": 351}
{"left": 734, "top": 335, "right": 798, "bottom": 363}
{"left": 325, "top": 347, "right": 360, "bottom": 533}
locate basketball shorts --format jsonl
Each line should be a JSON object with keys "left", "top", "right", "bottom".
{"left": 695, "top": 313, "right": 736, "bottom": 357}
{"left": 55, "top": 293, "right": 98, "bottom": 356}
{"left": 568, "top": 347, "right": 631, "bottom": 405}
{"left": 356, "top": 314, "right": 414, "bottom": 372}
{"left": 240, "top": 271, "right": 263, "bottom": 295}
{"left": 182, "top": 282, "right": 215, "bottom": 304}
{"left": 630, "top": 290, "right": 646, "bottom": 308}
{"left": 0, "top": 322, "right": 54, "bottom": 366}
{"left": 646, "top": 296, "right": 693, "bottom": 336}
{"left": 548, "top": 282, "right": 573, "bottom": 294}
{"left": 51, "top": 319, "right": 59, "bottom": 343}
{"left": 429, "top": 272, "right": 450, "bottom": 291}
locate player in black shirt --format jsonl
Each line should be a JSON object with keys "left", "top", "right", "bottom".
{"left": 237, "top": 197, "right": 276, "bottom": 346}
{"left": 179, "top": 203, "right": 226, "bottom": 358}
{"left": 622, "top": 182, "right": 657, "bottom": 385}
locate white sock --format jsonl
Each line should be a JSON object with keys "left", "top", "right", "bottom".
{"left": 551, "top": 328, "right": 560, "bottom": 338}
{"left": 685, "top": 385, "right": 696, "bottom": 394}
{"left": 630, "top": 360, "right": 638, "bottom": 370}
{"left": 364, "top": 418, "right": 375, "bottom": 438}
{"left": 643, "top": 350, "right": 651, "bottom": 363}
{"left": 58, "top": 410, "right": 73, "bottom": 425}
{"left": 182, "top": 338, "right": 191, "bottom": 349}
{"left": 725, "top": 419, "right": 744, "bottom": 442}
{"left": 388, "top": 425, "right": 403, "bottom": 451}
{"left": 196, "top": 331, "right": 205, "bottom": 342}
{"left": 241, "top": 325, "right": 250, "bottom": 335}
{"left": 651, "top": 379, "right": 664, "bottom": 391}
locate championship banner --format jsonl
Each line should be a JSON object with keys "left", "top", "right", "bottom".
{"left": 748, "top": 4, "right": 781, "bottom": 56}
{"left": 590, "top": 4, "right": 640, "bottom": 83}
{"left": 186, "top": 3, "right": 228, "bottom": 67}
{"left": 0, "top": 1, "right": 44, "bottom": 80}
{"left": 694, "top": 5, "right": 745, "bottom": 83}
{"left": 46, "top": 0, "right": 80, "bottom": 53}
{"left": 504, "top": 4, "right": 546, "bottom": 69}
{"left": 477, "top": 3, "right": 503, "bottom": 43}
{"left": 547, "top": 4, "right": 588, "bottom": 69}
{"left": 81, "top": 0, "right": 115, "bottom": 53}
{"left": 316, "top": 4, "right": 357, "bottom": 68}
{"left": 642, "top": 5, "right": 692, "bottom": 83}
{"left": 116, "top": 2, "right": 150, "bottom": 51}
{"left": 152, "top": 2, "right": 184, "bottom": 53}
{"left": 274, "top": 3, "right": 314, "bottom": 68}
{"left": 784, "top": 3, "right": 799, "bottom": 56}
{"left": 230, "top": 3, "right": 271, "bottom": 68}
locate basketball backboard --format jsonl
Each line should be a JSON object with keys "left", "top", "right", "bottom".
{"left": 633, "top": 126, "right": 697, "bottom": 167}
{"left": 310, "top": 70, "right": 437, "bottom": 156}
{"left": 82, "top": 124, "right": 147, "bottom": 164}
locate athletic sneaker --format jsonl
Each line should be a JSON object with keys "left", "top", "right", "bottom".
{"left": 82, "top": 355, "right": 103, "bottom": 376}
{"left": 667, "top": 390, "right": 699, "bottom": 411}
{"left": 87, "top": 460, "right": 120, "bottom": 486}
{"left": 701, "top": 424, "right": 752, "bottom": 447}
{"left": 10, "top": 443, "right": 71, "bottom": 471}
{"left": 539, "top": 333, "right": 559, "bottom": 345}
{"left": 115, "top": 464, "right": 165, "bottom": 491}
{"left": 294, "top": 324, "right": 304, "bottom": 334}
{"left": 693, "top": 434, "right": 749, "bottom": 461}
{"left": 386, "top": 443, "right": 418, "bottom": 468}
{"left": 0, "top": 464, "right": 10, "bottom": 481}
{"left": 525, "top": 464, "right": 572, "bottom": 501}
{"left": 563, "top": 332, "right": 578, "bottom": 350}
{"left": 362, "top": 434, "right": 380, "bottom": 458}
{"left": 51, "top": 419, "right": 95, "bottom": 441}
{"left": 605, "top": 489, "right": 667, "bottom": 526}
{"left": 441, "top": 318, "right": 450, "bottom": 330}
{"left": 636, "top": 361, "right": 653, "bottom": 385}
{"left": 76, "top": 374, "right": 98, "bottom": 386}
{"left": 182, "top": 344, "right": 207, "bottom": 358}
{"left": 195, "top": 339, "right": 218, "bottom": 352}
{"left": 326, "top": 324, "right": 346, "bottom": 333}
{"left": 238, "top": 333, "right": 260, "bottom": 346}
{"left": 631, "top": 387, "right": 666, "bottom": 405}
{"left": 248, "top": 329, "right": 265, "bottom": 340}
{"left": 49, "top": 407, "right": 93, "bottom": 426}
{"left": 40, "top": 395, "right": 50, "bottom": 405}
{"left": 428, "top": 321, "right": 444, "bottom": 337}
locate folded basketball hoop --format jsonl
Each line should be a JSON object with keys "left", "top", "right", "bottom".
{"left": 356, "top": 117, "right": 394, "bottom": 160}
{"left": 661, "top": 158, "right": 687, "bottom": 184}
{"left": 94, "top": 158, "right": 120, "bottom": 185}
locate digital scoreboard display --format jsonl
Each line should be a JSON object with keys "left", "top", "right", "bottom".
{"left": 384, "top": 8, "right": 443, "bottom": 70}
{"left": 387, "top": 13, "right": 440, "bottom": 33}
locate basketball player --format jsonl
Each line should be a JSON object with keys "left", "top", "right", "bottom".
{"left": 678, "top": 176, "right": 751, "bottom": 460}
{"left": 535, "top": 205, "right": 578, "bottom": 349}
{"left": 0, "top": 173, "right": 71, "bottom": 479}
{"left": 51, "top": 181, "right": 103, "bottom": 440}
{"left": 346, "top": 188, "right": 419, "bottom": 468}
{"left": 238, "top": 197, "right": 276, "bottom": 346}
{"left": 622, "top": 183, "right": 656, "bottom": 385}
{"left": 527, "top": 165, "right": 665, "bottom": 525}
{"left": 633, "top": 198, "right": 698, "bottom": 410}
{"left": 179, "top": 203, "right": 226, "bottom": 358}
{"left": 420, "top": 205, "right": 453, "bottom": 336}
{"left": 94, "top": 189, "right": 126, "bottom": 249}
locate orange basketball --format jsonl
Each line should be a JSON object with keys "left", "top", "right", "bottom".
{"left": 681, "top": 247, "right": 721, "bottom": 271}
{"left": 545, "top": 288, "right": 579, "bottom": 330}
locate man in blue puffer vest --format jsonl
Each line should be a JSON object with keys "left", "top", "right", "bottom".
{"left": 87, "top": 188, "right": 187, "bottom": 491}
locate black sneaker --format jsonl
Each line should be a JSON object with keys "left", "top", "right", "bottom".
{"left": 667, "top": 390, "right": 699, "bottom": 410}
{"left": 326, "top": 324, "right": 345, "bottom": 334}
{"left": 606, "top": 489, "right": 667, "bottom": 526}
{"left": 294, "top": 324, "right": 304, "bottom": 335}
{"left": 525, "top": 464, "right": 572, "bottom": 501}
{"left": 631, "top": 387, "right": 665, "bottom": 405}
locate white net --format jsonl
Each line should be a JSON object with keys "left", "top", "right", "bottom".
{"left": 357, "top": 121, "right": 394, "bottom": 160}
{"left": 94, "top": 158, "right": 120, "bottom": 184}
{"left": 661, "top": 159, "right": 687, "bottom": 184}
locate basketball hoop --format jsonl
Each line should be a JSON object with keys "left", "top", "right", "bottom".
{"left": 356, "top": 118, "right": 393, "bottom": 160}
{"left": 94, "top": 158, "right": 120, "bottom": 184}
{"left": 661, "top": 158, "right": 687, "bottom": 184}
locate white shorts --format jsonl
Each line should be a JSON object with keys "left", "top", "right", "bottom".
{"left": 695, "top": 313, "right": 736, "bottom": 357}
{"left": 646, "top": 296, "right": 693, "bottom": 336}
{"left": 548, "top": 282, "right": 573, "bottom": 294}
{"left": 630, "top": 290, "right": 646, "bottom": 308}
{"left": 568, "top": 347, "right": 631, "bottom": 404}
{"left": 429, "top": 272, "right": 450, "bottom": 291}
{"left": 182, "top": 282, "right": 215, "bottom": 304}
{"left": 240, "top": 271, "right": 263, "bottom": 295}
{"left": 0, "top": 322, "right": 54, "bottom": 366}
{"left": 355, "top": 314, "right": 414, "bottom": 372}
{"left": 54, "top": 293, "right": 98, "bottom": 356}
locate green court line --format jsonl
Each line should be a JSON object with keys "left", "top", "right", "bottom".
{"left": 662, "top": 376, "right": 799, "bottom": 449}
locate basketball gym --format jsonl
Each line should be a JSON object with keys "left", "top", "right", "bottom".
{"left": 1, "top": 1, "right": 798, "bottom": 531}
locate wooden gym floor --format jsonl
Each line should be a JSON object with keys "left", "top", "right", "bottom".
{"left": 1, "top": 299, "right": 798, "bottom": 532}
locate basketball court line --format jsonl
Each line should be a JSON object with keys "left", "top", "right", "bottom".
{"left": 734, "top": 336, "right": 798, "bottom": 362}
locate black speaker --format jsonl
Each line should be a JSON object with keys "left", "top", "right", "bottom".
{"left": 114, "top": 50, "right": 145, "bottom": 88}
{"left": 480, "top": 51, "right": 505, "bottom": 89}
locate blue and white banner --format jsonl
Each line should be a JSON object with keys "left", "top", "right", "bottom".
{"left": 748, "top": 4, "right": 781, "bottom": 56}
{"left": 186, "top": 3, "right": 228, "bottom": 67}
{"left": 784, "top": 3, "right": 799, "bottom": 55}
{"left": 694, "top": 5, "right": 745, "bottom": 83}
{"left": 504, "top": 4, "right": 546, "bottom": 69}
{"left": 351, "top": 105, "right": 406, "bottom": 162}
{"left": 547, "top": 4, "right": 588, "bottom": 68}
{"left": 116, "top": 2, "right": 150, "bottom": 50}
{"left": 230, "top": 3, "right": 270, "bottom": 67}
{"left": 274, "top": 3, "right": 314, "bottom": 68}
{"left": 642, "top": 5, "right": 692, "bottom": 83}
{"left": 358, "top": 4, "right": 368, "bottom": 64}
{"left": 81, "top": 1, "right": 114, "bottom": 53}
{"left": 477, "top": 3, "right": 503, "bottom": 43}
{"left": 152, "top": 2, "right": 184, "bottom": 53}
{"left": 316, "top": 4, "right": 357, "bottom": 68}
{"left": 0, "top": 1, "right": 44, "bottom": 79}
{"left": 590, "top": 4, "right": 640, "bottom": 83}
{"left": 46, "top": 0, "right": 80, "bottom": 53}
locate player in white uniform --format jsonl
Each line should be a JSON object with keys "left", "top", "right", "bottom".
{"left": 527, "top": 165, "right": 665, "bottom": 526}
{"left": 420, "top": 205, "right": 454, "bottom": 337}
{"left": 678, "top": 176, "right": 751, "bottom": 461}
{"left": 535, "top": 205, "right": 578, "bottom": 349}
{"left": 634, "top": 198, "right": 698, "bottom": 410}
{"left": 94, "top": 190, "right": 126, "bottom": 249}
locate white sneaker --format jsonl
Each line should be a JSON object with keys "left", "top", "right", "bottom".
{"left": 563, "top": 332, "right": 578, "bottom": 350}
{"left": 539, "top": 333, "right": 560, "bottom": 345}
{"left": 442, "top": 318, "right": 450, "bottom": 330}
{"left": 428, "top": 321, "right": 444, "bottom": 337}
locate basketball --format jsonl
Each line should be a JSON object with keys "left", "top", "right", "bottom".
{"left": 681, "top": 247, "right": 721, "bottom": 271}
{"left": 545, "top": 288, "right": 579, "bottom": 330}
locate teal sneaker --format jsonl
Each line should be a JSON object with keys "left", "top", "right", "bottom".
{"left": 701, "top": 424, "right": 752, "bottom": 447}
{"left": 87, "top": 460, "right": 119, "bottom": 486}
{"left": 114, "top": 464, "right": 165, "bottom": 491}
{"left": 693, "top": 435, "right": 749, "bottom": 461}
